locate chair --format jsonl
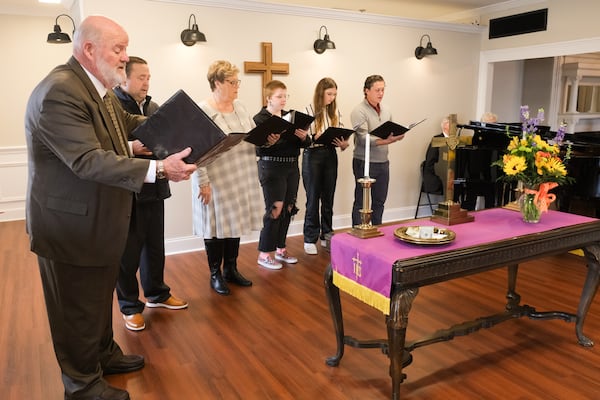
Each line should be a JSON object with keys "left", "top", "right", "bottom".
{"left": 414, "top": 161, "right": 442, "bottom": 219}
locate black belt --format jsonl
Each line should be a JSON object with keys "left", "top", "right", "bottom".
{"left": 259, "top": 156, "right": 298, "bottom": 162}
{"left": 305, "top": 145, "right": 328, "bottom": 150}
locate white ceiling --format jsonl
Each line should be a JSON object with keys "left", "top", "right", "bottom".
{"left": 0, "top": 0, "right": 518, "bottom": 20}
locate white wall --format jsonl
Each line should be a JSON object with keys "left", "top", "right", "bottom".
{"left": 0, "top": 0, "right": 484, "bottom": 252}
{"left": 5, "top": 0, "right": 600, "bottom": 254}
{"left": 491, "top": 60, "right": 524, "bottom": 122}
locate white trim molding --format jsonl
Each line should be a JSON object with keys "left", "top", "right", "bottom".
{"left": 0, "top": 146, "right": 27, "bottom": 222}
{"left": 149, "top": 0, "right": 485, "bottom": 34}
{"left": 476, "top": 36, "right": 600, "bottom": 119}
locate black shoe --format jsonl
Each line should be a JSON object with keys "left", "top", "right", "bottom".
{"left": 66, "top": 385, "right": 130, "bottom": 400}
{"left": 94, "top": 386, "right": 130, "bottom": 400}
{"left": 224, "top": 269, "right": 253, "bottom": 287}
{"left": 210, "top": 274, "right": 231, "bottom": 295}
{"left": 103, "top": 354, "right": 145, "bottom": 375}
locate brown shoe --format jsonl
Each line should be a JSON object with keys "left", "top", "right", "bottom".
{"left": 123, "top": 313, "right": 145, "bottom": 331}
{"left": 146, "top": 295, "right": 188, "bottom": 310}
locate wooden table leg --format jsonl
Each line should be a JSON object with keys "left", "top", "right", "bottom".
{"left": 324, "top": 264, "right": 345, "bottom": 366}
{"left": 577, "top": 244, "right": 600, "bottom": 347}
{"left": 387, "top": 286, "right": 418, "bottom": 400}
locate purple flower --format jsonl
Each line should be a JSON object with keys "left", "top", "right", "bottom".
{"left": 554, "top": 122, "right": 566, "bottom": 144}
{"left": 536, "top": 108, "right": 545, "bottom": 124}
{"left": 520, "top": 105, "right": 545, "bottom": 135}
{"left": 520, "top": 105, "right": 529, "bottom": 123}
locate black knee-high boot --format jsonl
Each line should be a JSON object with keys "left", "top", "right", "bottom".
{"left": 223, "top": 238, "right": 252, "bottom": 287}
{"left": 204, "top": 238, "right": 230, "bottom": 295}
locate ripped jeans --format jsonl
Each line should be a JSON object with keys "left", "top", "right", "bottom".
{"left": 257, "top": 159, "right": 300, "bottom": 252}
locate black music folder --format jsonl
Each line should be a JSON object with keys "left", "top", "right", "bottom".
{"left": 313, "top": 127, "right": 354, "bottom": 145}
{"left": 131, "top": 89, "right": 244, "bottom": 167}
{"left": 244, "top": 115, "right": 295, "bottom": 146}
{"left": 283, "top": 110, "right": 315, "bottom": 130}
{"left": 369, "top": 118, "right": 426, "bottom": 139}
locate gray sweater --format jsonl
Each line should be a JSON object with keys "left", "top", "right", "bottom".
{"left": 350, "top": 98, "right": 393, "bottom": 163}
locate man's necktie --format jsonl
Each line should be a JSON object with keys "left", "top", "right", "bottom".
{"left": 103, "top": 94, "right": 131, "bottom": 157}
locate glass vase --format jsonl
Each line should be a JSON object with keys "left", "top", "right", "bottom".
{"left": 519, "top": 186, "right": 541, "bottom": 223}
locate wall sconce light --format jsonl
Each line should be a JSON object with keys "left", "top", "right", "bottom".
{"left": 47, "top": 14, "right": 75, "bottom": 44}
{"left": 181, "top": 14, "right": 206, "bottom": 46}
{"left": 313, "top": 25, "right": 336, "bottom": 54}
{"left": 414, "top": 34, "right": 438, "bottom": 59}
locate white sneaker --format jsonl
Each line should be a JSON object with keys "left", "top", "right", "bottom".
{"left": 257, "top": 256, "right": 283, "bottom": 270}
{"left": 320, "top": 239, "right": 328, "bottom": 248}
{"left": 304, "top": 243, "right": 318, "bottom": 255}
{"left": 275, "top": 251, "right": 298, "bottom": 264}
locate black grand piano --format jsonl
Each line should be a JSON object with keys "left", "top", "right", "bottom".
{"left": 452, "top": 121, "right": 600, "bottom": 217}
{"left": 557, "top": 131, "right": 600, "bottom": 217}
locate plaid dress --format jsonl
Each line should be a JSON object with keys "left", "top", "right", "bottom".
{"left": 192, "top": 100, "right": 263, "bottom": 239}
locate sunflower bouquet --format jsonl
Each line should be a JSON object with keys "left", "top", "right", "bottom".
{"left": 492, "top": 106, "right": 573, "bottom": 221}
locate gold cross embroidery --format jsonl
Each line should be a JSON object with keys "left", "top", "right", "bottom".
{"left": 351, "top": 251, "right": 362, "bottom": 279}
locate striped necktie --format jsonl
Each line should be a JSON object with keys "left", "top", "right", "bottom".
{"left": 103, "top": 94, "right": 131, "bottom": 156}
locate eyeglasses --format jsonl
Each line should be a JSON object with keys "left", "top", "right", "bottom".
{"left": 224, "top": 79, "right": 241, "bottom": 87}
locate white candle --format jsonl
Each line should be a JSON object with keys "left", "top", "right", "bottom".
{"left": 364, "top": 133, "right": 370, "bottom": 177}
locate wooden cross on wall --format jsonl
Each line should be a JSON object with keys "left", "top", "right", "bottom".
{"left": 244, "top": 42, "right": 289, "bottom": 105}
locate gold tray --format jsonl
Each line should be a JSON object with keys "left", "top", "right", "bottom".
{"left": 394, "top": 226, "right": 456, "bottom": 245}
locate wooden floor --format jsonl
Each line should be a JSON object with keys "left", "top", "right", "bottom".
{"left": 1, "top": 219, "right": 600, "bottom": 400}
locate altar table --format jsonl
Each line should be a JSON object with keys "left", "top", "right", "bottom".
{"left": 324, "top": 208, "right": 600, "bottom": 400}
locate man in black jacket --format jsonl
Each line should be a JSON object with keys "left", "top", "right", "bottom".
{"left": 114, "top": 56, "right": 188, "bottom": 332}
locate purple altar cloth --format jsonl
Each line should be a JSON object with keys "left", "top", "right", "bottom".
{"left": 330, "top": 208, "right": 597, "bottom": 314}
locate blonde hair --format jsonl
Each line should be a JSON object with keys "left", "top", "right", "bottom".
{"left": 264, "top": 80, "right": 287, "bottom": 99}
{"left": 312, "top": 77, "right": 339, "bottom": 133}
{"left": 207, "top": 60, "right": 239, "bottom": 91}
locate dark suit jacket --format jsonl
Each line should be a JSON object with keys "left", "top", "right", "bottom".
{"left": 113, "top": 86, "right": 171, "bottom": 202}
{"left": 25, "top": 57, "right": 149, "bottom": 266}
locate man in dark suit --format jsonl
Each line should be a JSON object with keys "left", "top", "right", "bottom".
{"left": 114, "top": 56, "right": 188, "bottom": 332}
{"left": 25, "top": 16, "right": 196, "bottom": 400}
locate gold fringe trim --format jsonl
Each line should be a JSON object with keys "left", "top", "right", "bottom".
{"left": 333, "top": 271, "right": 390, "bottom": 315}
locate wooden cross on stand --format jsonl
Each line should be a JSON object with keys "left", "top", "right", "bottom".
{"left": 244, "top": 42, "right": 289, "bottom": 105}
{"left": 429, "top": 114, "right": 475, "bottom": 225}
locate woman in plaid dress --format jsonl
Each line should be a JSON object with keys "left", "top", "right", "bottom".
{"left": 192, "top": 60, "right": 263, "bottom": 295}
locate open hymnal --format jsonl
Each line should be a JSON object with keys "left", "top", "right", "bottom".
{"left": 313, "top": 127, "right": 354, "bottom": 145}
{"left": 131, "top": 89, "right": 244, "bottom": 167}
{"left": 245, "top": 110, "right": 315, "bottom": 146}
{"left": 283, "top": 110, "right": 315, "bottom": 130}
{"left": 369, "top": 118, "right": 427, "bottom": 139}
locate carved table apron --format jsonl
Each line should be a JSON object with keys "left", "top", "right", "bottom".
{"left": 325, "top": 208, "right": 600, "bottom": 400}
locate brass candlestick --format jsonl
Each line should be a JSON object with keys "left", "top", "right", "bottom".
{"left": 349, "top": 177, "right": 384, "bottom": 238}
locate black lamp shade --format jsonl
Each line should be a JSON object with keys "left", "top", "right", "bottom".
{"left": 47, "top": 14, "right": 75, "bottom": 44}
{"left": 313, "top": 26, "right": 335, "bottom": 54}
{"left": 181, "top": 15, "right": 206, "bottom": 46}
{"left": 415, "top": 34, "right": 438, "bottom": 59}
{"left": 48, "top": 25, "right": 71, "bottom": 43}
